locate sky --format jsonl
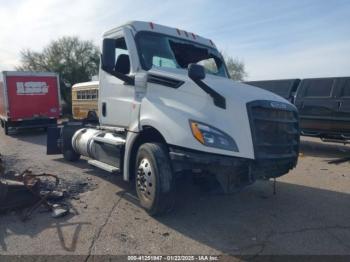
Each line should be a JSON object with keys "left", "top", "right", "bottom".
{"left": 0, "top": 0, "right": 349, "bottom": 80}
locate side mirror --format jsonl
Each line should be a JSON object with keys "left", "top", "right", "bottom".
{"left": 188, "top": 64, "right": 206, "bottom": 80}
{"left": 102, "top": 38, "right": 116, "bottom": 71}
{"left": 135, "top": 73, "right": 148, "bottom": 89}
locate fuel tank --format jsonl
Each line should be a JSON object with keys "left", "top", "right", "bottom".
{"left": 72, "top": 128, "right": 126, "bottom": 168}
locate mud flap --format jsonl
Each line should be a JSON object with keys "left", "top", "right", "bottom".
{"left": 46, "top": 126, "right": 62, "bottom": 155}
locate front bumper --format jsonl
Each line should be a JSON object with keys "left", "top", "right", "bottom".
{"left": 168, "top": 145, "right": 297, "bottom": 179}
{"left": 169, "top": 146, "right": 248, "bottom": 170}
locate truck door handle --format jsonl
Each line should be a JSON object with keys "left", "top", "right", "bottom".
{"left": 102, "top": 102, "right": 107, "bottom": 117}
{"left": 338, "top": 101, "right": 342, "bottom": 109}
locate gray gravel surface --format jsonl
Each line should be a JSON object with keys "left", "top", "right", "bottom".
{"left": 0, "top": 129, "right": 350, "bottom": 258}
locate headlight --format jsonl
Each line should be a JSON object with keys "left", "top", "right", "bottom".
{"left": 189, "top": 120, "right": 239, "bottom": 152}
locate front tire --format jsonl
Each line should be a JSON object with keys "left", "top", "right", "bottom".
{"left": 135, "top": 143, "right": 175, "bottom": 216}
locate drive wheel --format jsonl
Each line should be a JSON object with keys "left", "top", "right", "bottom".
{"left": 3, "top": 121, "right": 9, "bottom": 135}
{"left": 63, "top": 149, "right": 81, "bottom": 162}
{"left": 135, "top": 143, "right": 175, "bottom": 216}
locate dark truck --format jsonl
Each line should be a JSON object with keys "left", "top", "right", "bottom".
{"left": 244, "top": 79, "right": 300, "bottom": 103}
{"left": 294, "top": 77, "right": 350, "bottom": 143}
{"left": 246, "top": 77, "right": 350, "bottom": 144}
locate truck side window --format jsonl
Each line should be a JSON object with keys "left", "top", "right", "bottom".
{"left": 114, "top": 37, "right": 130, "bottom": 75}
{"left": 340, "top": 79, "right": 350, "bottom": 97}
{"left": 198, "top": 58, "right": 220, "bottom": 75}
{"left": 304, "top": 79, "right": 334, "bottom": 97}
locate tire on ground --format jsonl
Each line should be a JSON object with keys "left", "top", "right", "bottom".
{"left": 135, "top": 142, "right": 175, "bottom": 216}
{"left": 63, "top": 149, "right": 81, "bottom": 162}
{"left": 3, "top": 121, "right": 9, "bottom": 136}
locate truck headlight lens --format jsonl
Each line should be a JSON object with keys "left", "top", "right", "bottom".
{"left": 190, "top": 120, "right": 239, "bottom": 152}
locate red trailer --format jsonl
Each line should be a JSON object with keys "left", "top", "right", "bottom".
{"left": 0, "top": 71, "right": 61, "bottom": 135}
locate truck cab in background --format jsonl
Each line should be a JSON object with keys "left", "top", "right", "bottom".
{"left": 294, "top": 77, "right": 350, "bottom": 143}
{"left": 48, "top": 21, "right": 300, "bottom": 215}
{"left": 244, "top": 79, "right": 301, "bottom": 104}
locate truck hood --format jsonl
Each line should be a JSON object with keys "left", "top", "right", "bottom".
{"left": 145, "top": 67, "right": 295, "bottom": 159}
{"left": 148, "top": 67, "right": 290, "bottom": 105}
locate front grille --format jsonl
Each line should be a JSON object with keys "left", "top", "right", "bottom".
{"left": 247, "top": 100, "right": 299, "bottom": 160}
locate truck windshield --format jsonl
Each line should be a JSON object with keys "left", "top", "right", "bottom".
{"left": 136, "top": 32, "right": 229, "bottom": 78}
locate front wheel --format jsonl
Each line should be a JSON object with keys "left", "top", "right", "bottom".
{"left": 135, "top": 143, "right": 175, "bottom": 216}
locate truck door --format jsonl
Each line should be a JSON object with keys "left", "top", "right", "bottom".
{"left": 99, "top": 35, "right": 135, "bottom": 128}
{"left": 295, "top": 78, "right": 338, "bottom": 134}
{"left": 334, "top": 78, "right": 350, "bottom": 136}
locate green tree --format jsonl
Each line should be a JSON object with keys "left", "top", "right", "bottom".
{"left": 203, "top": 52, "right": 247, "bottom": 81}
{"left": 225, "top": 56, "right": 247, "bottom": 81}
{"left": 17, "top": 36, "right": 100, "bottom": 114}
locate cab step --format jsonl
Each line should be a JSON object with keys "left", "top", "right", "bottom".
{"left": 88, "top": 160, "right": 119, "bottom": 173}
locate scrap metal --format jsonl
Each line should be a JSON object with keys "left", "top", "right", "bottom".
{"left": 0, "top": 154, "right": 69, "bottom": 220}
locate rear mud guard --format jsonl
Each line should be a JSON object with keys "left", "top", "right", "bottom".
{"left": 47, "top": 126, "right": 62, "bottom": 155}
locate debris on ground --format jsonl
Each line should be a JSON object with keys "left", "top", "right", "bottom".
{"left": 51, "top": 203, "right": 70, "bottom": 218}
{"left": 0, "top": 173, "right": 40, "bottom": 211}
{"left": 0, "top": 154, "right": 70, "bottom": 220}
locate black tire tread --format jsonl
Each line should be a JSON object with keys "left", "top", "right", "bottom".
{"left": 3, "top": 122, "right": 9, "bottom": 136}
{"left": 63, "top": 149, "right": 81, "bottom": 162}
{"left": 136, "top": 142, "right": 175, "bottom": 216}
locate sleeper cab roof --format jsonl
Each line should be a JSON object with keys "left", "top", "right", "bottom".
{"left": 103, "top": 21, "right": 216, "bottom": 49}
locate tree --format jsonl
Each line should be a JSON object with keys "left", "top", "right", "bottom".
{"left": 203, "top": 52, "right": 247, "bottom": 81}
{"left": 224, "top": 56, "right": 247, "bottom": 81}
{"left": 17, "top": 36, "right": 100, "bottom": 114}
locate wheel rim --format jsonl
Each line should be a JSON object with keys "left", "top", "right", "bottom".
{"left": 136, "top": 158, "right": 156, "bottom": 201}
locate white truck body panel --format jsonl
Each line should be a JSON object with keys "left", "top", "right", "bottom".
{"left": 139, "top": 67, "right": 288, "bottom": 159}
{"left": 98, "top": 21, "right": 293, "bottom": 161}
{"left": 74, "top": 21, "right": 298, "bottom": 183}
{"left": 104, "top": 21, "right": 216, "bottom": 49}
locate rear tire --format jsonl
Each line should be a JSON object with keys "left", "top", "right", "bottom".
{"left": 135, "top": 143, "right": 175, "bottom": 216}
{"left": 63, "top": 149, "right": 81, "bottom": 162}
{"left": 3, "top": 121, "right": 9, "bottom": 136}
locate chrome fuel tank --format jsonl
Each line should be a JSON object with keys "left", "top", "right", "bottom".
{"left": 72, "top": 128, "right": 125, "bottom": 167}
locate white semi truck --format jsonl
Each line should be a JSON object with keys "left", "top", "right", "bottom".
{"left": 47, "top": 21, "right": 300, "bottom": 215}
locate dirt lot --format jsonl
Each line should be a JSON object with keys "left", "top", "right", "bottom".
{"left": 0, "top": 129, "right": 350, "bottom": 259}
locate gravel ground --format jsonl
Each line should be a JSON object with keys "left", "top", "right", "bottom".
{"left": 0, "top": 128, "right": 350, "bottom": 259}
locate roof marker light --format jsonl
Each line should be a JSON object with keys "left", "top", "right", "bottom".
{"left": 191, "top": 33, "right": 196, "bottom": 39}
{"left": 149, "top": 22, "right": 154, "bottom": 29}
{"left": 176, "top": 28, "right": 181, "bottom": 35}
{"left": 184, "top": 31, "right": 189, "bottom": 37}
{"left": 209, "top": 40, "right": 214, "bottom": 46}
